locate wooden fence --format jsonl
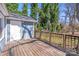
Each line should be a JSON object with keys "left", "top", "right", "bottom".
{"left": 34, "top": 30, "right": 79, "bottom": 55}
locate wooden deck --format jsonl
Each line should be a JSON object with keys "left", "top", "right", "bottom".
{"left": 1, "top": 39, "right": 65, "bottom": 56}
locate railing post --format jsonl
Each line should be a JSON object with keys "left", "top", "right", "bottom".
{"left": 63, "top": 34, "right": 66, "bottom": 50}
{"left": 39, "top": 31, "right": 41, "bottom": 40}
{"left": 71, "top": 36, "right": 72, "bottom": 48}
{"left": 49, "top": 32, "right": 51, "bottom": 44}
{"left": 76, "top": 37, "right": 79, "bottom": 54}
{"left": 34, "top": 30, "right": 36, "bottom": 38}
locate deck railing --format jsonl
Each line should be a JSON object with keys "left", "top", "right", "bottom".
{"left": 0, "top": 38, "right": 5, "bottom": 53}
{"left": 34, "top": 30, "right": 79, "bottom": 55}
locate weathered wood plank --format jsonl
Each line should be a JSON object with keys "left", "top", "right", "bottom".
{"left": 1, "top": 39, "right": 65, "bottom": 56}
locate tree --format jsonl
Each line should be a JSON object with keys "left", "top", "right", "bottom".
{"left": 49, "top": 3, "right": 59, "bottom": 32}
{"left": 63, "top": 3, "right": 79, "bottom": 34}
{"left": 39, "top": 3, "right": 49, "bottom": 30}
{"left": 38, "top": 3, "right": 59, "bottom": 32}
{"left": 22, "top": 4, "right": 28, "bottom": 16}
{"left": 6, "top": 3, "right": 18, "bottom": 13}
{"left": 6, "top": 3, "right": 28, "bottom": 16}
{"left": 31, "top": 3, "right": 38, "bottom": 20}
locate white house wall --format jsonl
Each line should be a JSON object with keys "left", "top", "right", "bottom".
{"left": 10, "top": 20, "right": 21, "bottom": 41}
{"left": 6, "top": 20, "right": 34, "bottom": 42}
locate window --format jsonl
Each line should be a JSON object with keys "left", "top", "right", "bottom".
{"left": 0, "top": 19, "right": 2, "bottom": 38}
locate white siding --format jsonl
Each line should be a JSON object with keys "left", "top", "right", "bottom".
{"left": 5, "top": 20, "right": 35, "bottom": 42}
{"left": 10, "top": 21, "right": 21, "bottom": 41}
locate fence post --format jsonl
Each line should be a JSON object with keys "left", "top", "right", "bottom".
{"left": 63, "top": 34, "right": 66, "bottom": 50}
{"left": 49, "top": 32, "right": 51, "bottom": 44}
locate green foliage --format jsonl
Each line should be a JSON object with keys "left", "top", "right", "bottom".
{"left": 17, "top": 11, "right": 23, "bottom": 16}
{"left": 22, "top": 4, "right": 28, "bottom": 16}
{"left": 6, "top": 3, "right": 18, "bottom": 13}
{"left": 6, "top": 3, "right": 28, "bottom": 16}
{"left": 37, "top": 23, "right": 42, "bottom": 31}
{"left": 49, "top": 4, "right": 59, "bottom": 32}
{"left": 31, "top": 3, "right": 39, "bottom": 20}
{"left": 38, "top": 3, "right": 59, "bottom": 32}
{"left": 56, "top": 24, "right": 62, "bottom": 32}
{"left": 39, "top": 4, "right": 50, "bottom": 29}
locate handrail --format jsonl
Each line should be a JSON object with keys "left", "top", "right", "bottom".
{"left": 35, "top": 30, "right": 79, "bottom": 37}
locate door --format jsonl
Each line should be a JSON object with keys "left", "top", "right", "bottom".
{"left": 10, "top": 21, "right": 21, "bottom": 41}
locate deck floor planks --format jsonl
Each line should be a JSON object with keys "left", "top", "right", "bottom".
{"left": 32, "top": 41, "right": 58, "bottom": 56}
{"left": 36, "top": 41, "right": 64, "bottom": 56}
{"left": 12, "top": 41, "right": 18, "bottom": 56}
{"left": 21, "top": 43, "right": 34, "bottom": 56}
{"left": 19, "top": 45, "right": 27, "bottom": 56}
{"left": 17, "top": 45, "right": 23, "bottom": 56}
{"left": 16, "top": 45, "right": 21, "bottom": 56}
{"left": 26, "top": 44, "right": 37, "bottom": 56}
{"left": 31, "top": 45, "right": 45, "bottom": 56}
{"left": 21, "top": 44, "right": 30, "bottom": 56}
{"left": 35, "top": 42, "right": 54, "bottom": 56}
{"left": 25, "top": 41, "right": 50, "bottom": 56}
{"left": 28, "top": 43, "right": 44, "bottom": 56}
{"left": 12, "top": 41, "right": 20, "bottom": 56}
{"left": 32, "top": 42, "right": 50, "bottom": 56}
{"left": 37, "top": 43, "right": 59, "bottom": 56}
{"left": 1, "top": 39, "right": 65, "bottom": 56}
{"left": 12, "top": 47, "right": 16, "bottom": 56}
{"left": 25, "top": 45, "right": 34, "bottom": 56}
{"left": 27, "top": 43, "right": 38, "bottom": 56}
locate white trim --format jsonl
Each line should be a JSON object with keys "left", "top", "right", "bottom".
{"left": 4, "top": 19, "right": 7, "bottom": 44}
{"left": 6, "top": 16, "right": 37, "bottom": 23}
{"left": 32, "top": 23, "right": 34, "bottom": 38}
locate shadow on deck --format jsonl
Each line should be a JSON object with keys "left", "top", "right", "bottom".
{"left": 1, "top": 39, "right": 65, "bottom": 56}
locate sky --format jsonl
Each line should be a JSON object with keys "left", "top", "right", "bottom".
{"left": 59, "top": 4, "right": 66, "bottom": 23}
{"left": 59, "top": 4, "right": 70, "bottom": 24}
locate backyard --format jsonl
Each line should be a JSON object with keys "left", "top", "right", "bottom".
{"left": 1, "top": 3, "right": 79, "bottom": 56}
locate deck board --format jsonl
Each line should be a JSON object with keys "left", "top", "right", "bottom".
{"left": 1, "top": 39, "right": 65, "bottom": 56}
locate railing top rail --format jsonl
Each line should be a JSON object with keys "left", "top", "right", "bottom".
{"left": 35, "top": 30, "right": 79, "bottom": 37}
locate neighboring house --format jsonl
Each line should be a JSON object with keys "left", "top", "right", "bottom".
{"left": 0, "top": 4, "right": 36, "bottom": 52}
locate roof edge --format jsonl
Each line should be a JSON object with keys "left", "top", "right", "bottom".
{"left": 0, "top": 4, "right": 9, "bottom": 16}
